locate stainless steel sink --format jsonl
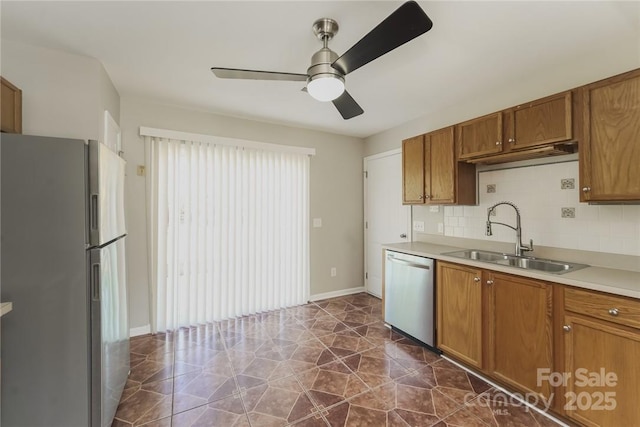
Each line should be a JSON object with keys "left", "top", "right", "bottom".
{"left": 443, "top": 249, "right": 589, "bottom": 275}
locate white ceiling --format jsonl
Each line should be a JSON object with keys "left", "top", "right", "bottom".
{"left": 2, "top": 1, "right": 639, "bottom": 138}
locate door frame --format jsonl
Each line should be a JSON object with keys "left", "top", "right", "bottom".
{"left": 363, "top": 148, "right": 412, "bottom": 295}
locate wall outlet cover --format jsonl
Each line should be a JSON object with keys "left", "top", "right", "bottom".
{"left": 413, "top": 221, "right": 425, "bottom": 232}
{"left": 437, "top": 223, "right": 444, "bottom": 233}
{"left": 330, "top": 267, "right": 337, "bottom": 277}
{"left": 486, "top": 184, "right": 496, "bottom": 193}
{"left": 313, "top": 218, "right": 322, "bottom": 228}
{"left": 561, "top": 207, "right": 576, "bottom": 218}
{"left": 429, "top": 205, "right": 440, "bottom": 213}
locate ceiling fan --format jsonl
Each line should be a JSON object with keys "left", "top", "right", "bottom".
{"left": 211, "top": 1, "right": 433, "bottom": 120}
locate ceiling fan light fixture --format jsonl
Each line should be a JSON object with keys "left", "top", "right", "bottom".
{"left": 307, "top": 74, "right": 345, "bottom": 102}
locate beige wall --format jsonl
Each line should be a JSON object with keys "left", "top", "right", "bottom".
{"left": 121, "top": 97, "right": 365, "bottom": 330}
{"left": 0, "top": 39, "right": 120, "bottom": 140}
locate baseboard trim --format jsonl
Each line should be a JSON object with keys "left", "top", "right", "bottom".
{"left": 309, "top": 286, "right": 366, "bottom": 302}
{"left": 129, "top": 324, "right": 151, "bottom": 337}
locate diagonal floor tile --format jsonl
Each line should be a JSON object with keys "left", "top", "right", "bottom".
{"left": 296, "top": 360, "right": 369, "bottom": 410}
{"left": 317, "top": 330, "right": 376, "bottom": 359}
{"left": 342, "top": 347, "right": 409, "bottom": 389}
{"left": 242, "top": 376, "right": 319, "bottom": 425}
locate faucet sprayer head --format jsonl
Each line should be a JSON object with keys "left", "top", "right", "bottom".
{"left": 486, "top": 221, "right": 493, "bottom": 236}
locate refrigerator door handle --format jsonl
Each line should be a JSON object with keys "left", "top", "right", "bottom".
{"left": 91, "top": 262, "right": 101, "bottom": 301}
{"left": 90, "top": 194, "right": 99, "bottom": 235}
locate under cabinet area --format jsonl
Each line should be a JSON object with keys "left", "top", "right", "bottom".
{"left": 579, "top": 68, "right": 640, "bottom": 202}
{"left": 401, "top": 126, "right": 475, "bottom": 205}
{"left": 562, "top": 287, "right": 640, "bottom": 427}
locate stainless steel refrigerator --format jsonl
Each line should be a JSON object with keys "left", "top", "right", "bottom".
{"left": 1, "top": 134, "right": 129, "bottom": 427}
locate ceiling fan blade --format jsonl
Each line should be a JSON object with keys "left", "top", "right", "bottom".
{"left": 211, "top": 67, "right": 308, "bottom": 82}
{"left": 331, "top": 1, "right": 433, "bottom": 75}
{"left": 332, "top": 91, "right": 364, "bottom": 120}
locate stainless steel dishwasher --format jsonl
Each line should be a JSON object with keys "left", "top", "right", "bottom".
{"left": 384, "top": 250, "right": 436, "bottom": 348}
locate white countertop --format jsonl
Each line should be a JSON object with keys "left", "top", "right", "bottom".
{"left": 0, "top": 302, "right": 13, "bottom": 317}
{"left": 383, "top": 242, "right": 640, "bottom": 299}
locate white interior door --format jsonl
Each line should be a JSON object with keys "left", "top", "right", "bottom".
{"left": 364, "top": 149, "right": 411, "bottom": 297}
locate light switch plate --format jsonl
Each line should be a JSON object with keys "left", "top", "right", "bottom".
{"left": 313, "top": 218, "right": 322, "bottom": 228}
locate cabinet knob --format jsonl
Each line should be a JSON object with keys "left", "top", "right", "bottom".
{"left": 418, "top": 194, "right": 425, "bottom": 200}
{"left": 425, "top": 195, "right": 431, "bottom": 199}
{"left": 608, "top": 308, "right": 619, "bottom": 316}
{"left": 582, "top": 187, "right": 591, "bottom": 192}
{"left": 400, "top": 233, "right": 407, "bottom": 239}
{"left": 486, "top": 279, "right": 494, "bottom": 285}
{"left": 495, "top": 141, "right": 501, "bottom": 145}
{"left": 473, "top": 277, "right": 480, "bottom": 282}
{"left": 508, "top": 138, "right": 515, "bottom": 143}
{"left": 563, "top": 325, "right": 572, "bottom": 332}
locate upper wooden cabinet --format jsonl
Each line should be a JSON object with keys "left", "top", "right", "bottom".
{"left": 402, "top": 127, "right": 476, "bottom": 205}
{"left": 506, "top": 91, "right": 573, "bottom": 151}
{"left": 579, "top": 68, "right": 640, "bottom": 202}
{"left": 457, "top": 112, "right": 503, "bottom": 160}
{"left": 1, "top": 77, "right": 22, "bottom": 134}
{"left": 458, "top": 92, "right": 575, "bottom": 162}
{"left": 402, "top": 135, "right": 425, "bottom": 204}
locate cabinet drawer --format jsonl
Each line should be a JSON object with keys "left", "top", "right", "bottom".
{"left": 565, "top": 287, "right": 640, "bottom": 329}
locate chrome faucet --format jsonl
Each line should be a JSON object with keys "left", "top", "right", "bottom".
{"left": 486, "top": 201, "right": 533, "bottom": 257}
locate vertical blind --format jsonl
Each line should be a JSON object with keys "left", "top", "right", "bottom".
{"left": 144, "top": 132, "right": 311, "bottom": 332}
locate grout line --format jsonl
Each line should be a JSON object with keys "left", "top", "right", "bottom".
{"left": 441, "top": 355, "right": 569, "bottom": 427}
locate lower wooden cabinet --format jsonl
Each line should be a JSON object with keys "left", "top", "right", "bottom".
{"left": 562, "top": 288, "right": 640, "bottom": 427}
{"left": 437, "top": 260, "right": 640, "bottom": 426}
{"left": 487, "top": 273, "right": 554, "bottom": 400}
{"left": 436, "top": 262, "right": 483, "bottom": 369}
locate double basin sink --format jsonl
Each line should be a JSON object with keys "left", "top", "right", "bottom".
{"left": 443, "top": 249, "right": 589, "bottom": 275}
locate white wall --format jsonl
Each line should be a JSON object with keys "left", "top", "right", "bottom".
{"left": 120, "top": 97, "right": 365, "bottom": 330}
{"left": 0, "top": 39, "right": 120, "bottom": 140}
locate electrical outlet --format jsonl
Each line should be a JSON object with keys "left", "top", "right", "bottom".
{"left": 413, "top": 221, "right": 425, "bottom": 232}
{"left": 313, "top": 218, "right": 322, "bottom": 228}
{"left": 486, "top": 184, "right": 496, "bottom": 193}
{"left": 487, "top": 207, "right": 497, "bottom": 217}
{"left": 429, "top": 205, "right": 440, "bottom": 213}
{"left": 137, "top": 165, "right": 146, "bottom": 176}
{"left": 330, "top": 267, "right": 337, "bottom": 277}
{"left": 561, "top": 178, "right": 575, "bottom": 190}
{"left": 561, "top": 207, "right": 575, "bottom": 218}
{"left": 437, "top": 223, "right": 444, "bottom": 233}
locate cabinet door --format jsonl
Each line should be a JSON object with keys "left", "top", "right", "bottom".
{"left": 563, "top": 314, "right": 640, "bottom": 426}
{"left": 402, "top": 135, "right": 425, "bottom": 204}
{"left": 580, "top": 69, "right": 640, "bottom": 201}
{"left": 457, "top": 112, "right": 503, "bottom": 159}
{"left": 1, "top": 77, "right": 22, "bottom": 134}
{"left": 487, "top": 273, "right": 553, "bottom": 400}
{"left": 508, "top": 92, "right": 572, "bottom": 150}
{"left": 427, "top": 127, "right": 455, "bottom": 204}
{"left": 436, "top": 262, "right": 483, "bottom": 368}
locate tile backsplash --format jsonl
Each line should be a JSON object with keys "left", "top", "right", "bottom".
{"left": 416, "top": 161, "right": 640, "bottom": 256}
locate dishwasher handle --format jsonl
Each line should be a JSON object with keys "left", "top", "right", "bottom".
{"left": 387, "top": 255, "right": 431, "bottom": 270}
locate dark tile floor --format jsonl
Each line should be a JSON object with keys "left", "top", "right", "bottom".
{"left": 112, "top": 293, "right": 562, "bottom": 427}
